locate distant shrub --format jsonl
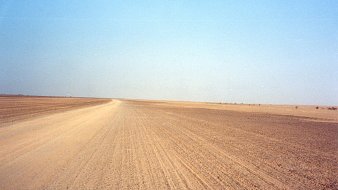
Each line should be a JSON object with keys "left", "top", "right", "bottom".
{"left": 316, "top": 106, "right": 319, "bottom": 109}
{"left": 328, "top": 107, "right": 337, "bottom": 110}
{"left": 295, "top": 106, "right": 298, "bottom": 109}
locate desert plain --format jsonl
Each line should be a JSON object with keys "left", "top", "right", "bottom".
{"left": 0, "top": 96, "right": 337, "bottom": 189}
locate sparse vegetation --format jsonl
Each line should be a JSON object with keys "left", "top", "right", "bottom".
{"left": 328, "top": 107, "right": 337, "bottom": 111}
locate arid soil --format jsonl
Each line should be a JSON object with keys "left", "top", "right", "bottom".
{"left": 0, "top": 96, "right": 111, "bottom": 126}
{"left": 0, "top": 98, "right": 337, "bottom": 189}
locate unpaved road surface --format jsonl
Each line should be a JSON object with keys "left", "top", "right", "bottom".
{"left": 0, "top": 96, "right": 110, "bottom": 127}
{"left": 0, "top": 98, "right": 337, "bottom": 189}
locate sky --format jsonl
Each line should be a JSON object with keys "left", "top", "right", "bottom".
{"left": 0, "top": 0, "right": 337, "bottom": 105}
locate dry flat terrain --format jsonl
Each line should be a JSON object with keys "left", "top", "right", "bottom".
{"left": 0, "top": 96, "right": 111, "bottom": 127}
{"left": 0, "top": 97, "right": 337, "bottom": 189}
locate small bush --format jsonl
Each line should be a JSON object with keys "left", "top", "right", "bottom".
{"left": 328, "top": 107, "right": 337, "bottom": 110}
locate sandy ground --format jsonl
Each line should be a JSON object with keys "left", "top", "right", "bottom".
{"left": 0, "top": 98, "right": 337, "bottom": 189}
{"left": 0, "top": 96, "right": 110, "bottom": 127}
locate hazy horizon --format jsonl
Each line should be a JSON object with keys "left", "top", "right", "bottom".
{"left": 1, "top": 1, "right": 337, "bottom": 105}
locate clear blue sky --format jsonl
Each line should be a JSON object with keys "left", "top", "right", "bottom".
{"left": 1, "top": 0, "right": 337, "bottom": 105}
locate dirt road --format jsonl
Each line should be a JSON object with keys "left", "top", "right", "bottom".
{"left": 0, "top": 99, "right": 337, "bottom": 189}
{"left": 0, "top": 96, "right": 110, "bottom": 127}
